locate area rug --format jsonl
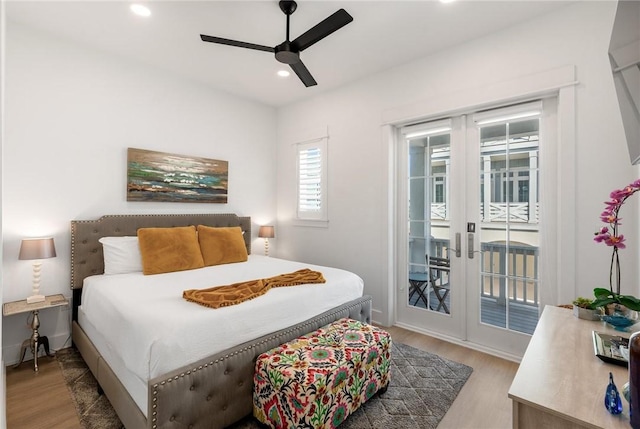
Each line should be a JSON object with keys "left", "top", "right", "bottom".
{"left": 57, "top": 343, "right": 472, "bottom": 429}
{"left": 56, "top": 348, "right": 124, "bottom": 429}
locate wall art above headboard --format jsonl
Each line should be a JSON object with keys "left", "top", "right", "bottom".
{"left": 127, "top": 147, "right": 229, "bottom": 203}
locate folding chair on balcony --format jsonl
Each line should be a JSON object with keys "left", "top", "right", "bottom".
{"left": 408, "top": 271, "right": 430, "bottom": 308}
{"left": 427, "top": 256, "right": 450, "bottom": 314}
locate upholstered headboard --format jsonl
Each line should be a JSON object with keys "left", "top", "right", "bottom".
{"left": 70, "top": 213, "right": 251, "bottom": 291}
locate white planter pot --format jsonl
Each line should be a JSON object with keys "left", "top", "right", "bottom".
{"left": 573, "top": 305, "right": 601, "bottom": 321}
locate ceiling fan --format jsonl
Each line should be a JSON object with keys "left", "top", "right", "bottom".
{"left": 200, "top": 0, "right": 353, "bottom": 87}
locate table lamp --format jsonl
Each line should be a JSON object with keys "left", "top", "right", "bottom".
{"left": 19, "top": 237, "right": 57, "bottom": 304}
{"left": 258, "top": 226, "right": 275, "bottom": 257}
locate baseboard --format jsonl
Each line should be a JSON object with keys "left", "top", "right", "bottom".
{"left": 2, "top": 332, "right": 72, "bottom": 366}
{"left": 394, "top": 321, "right": 523, "bottom": 363}
{"left": 371, "top": 307, "right": 384, "bottom": 326}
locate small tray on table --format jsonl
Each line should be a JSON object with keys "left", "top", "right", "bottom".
{"left": 592, "top": 331, "right": 630, "bottom": 367}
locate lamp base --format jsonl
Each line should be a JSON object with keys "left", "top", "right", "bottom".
{"left": 27, "top": 294, "right": 45, "bottom": 304}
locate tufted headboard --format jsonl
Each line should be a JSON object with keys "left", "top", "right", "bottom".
{"left": 70, "top": 213, "right": 251, "bottom": 291}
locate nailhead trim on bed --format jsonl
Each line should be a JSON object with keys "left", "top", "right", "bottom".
{"left": 70, "top": 213, "right": 370, "bottom": 429}
{"left": 149, "top": 295, "right": 372, "bottom": 429}
{"left": 70, "top": 213, "right": 251, "bottom": 291}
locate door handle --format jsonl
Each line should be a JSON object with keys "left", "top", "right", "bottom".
{"left": 452, "top": 232, "right": 462, "bottom": 258}
{"left": 468, "top": 233, "right": 474, "bottom": 259}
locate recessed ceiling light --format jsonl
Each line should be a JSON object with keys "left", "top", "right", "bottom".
{"left": 130, "top": 4, "right": 151, "bottom": 17}
{"left": 277, "top": 70, "right": 291, "bottom": 78}
{"left": 440, "top": 0, "right": 456, "bottom": 3}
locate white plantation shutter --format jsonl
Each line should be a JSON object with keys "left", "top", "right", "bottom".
{"left": 299, "top": 147, "right": 322, "bottom": 211}
{"left": 297, "top": 138, "right": 327, "bottom": 221}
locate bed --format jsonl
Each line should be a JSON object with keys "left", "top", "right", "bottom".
{"left": 70, "top": 213, "right": 372, "bottom": 429}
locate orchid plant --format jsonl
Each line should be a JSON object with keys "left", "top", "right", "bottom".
{"left": 592, "top": 179, "right": 640, "bottom": 312}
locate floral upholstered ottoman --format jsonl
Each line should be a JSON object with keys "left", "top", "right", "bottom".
{"left": 253, "top": 318, "right": 391, "bottom": 429}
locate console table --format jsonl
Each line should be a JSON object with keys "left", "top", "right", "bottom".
{"left": 509, "top": 305, "right": 631, "bottom": 429}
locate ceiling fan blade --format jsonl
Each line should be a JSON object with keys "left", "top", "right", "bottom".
{"left": 289, "top": 60, "right": 317, "bottom": 87}
{"left": 200, "top": 34, "right": 275, "bottom": 53}
{"left": 292, "top": 9, "right": 353, "bottom": 52}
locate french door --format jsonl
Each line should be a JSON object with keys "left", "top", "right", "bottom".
{"left": 396, "top": 100, "right": 552, "bottom": 358}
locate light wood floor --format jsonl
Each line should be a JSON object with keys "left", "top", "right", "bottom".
{"left": 5, "top": 326, "right": 519, "bottom": 429}
{"left": 5, "top": 355, "right": 81, "bottom": 429}
{"left": 385, "top": 325, "right": 519, "bottom": 429}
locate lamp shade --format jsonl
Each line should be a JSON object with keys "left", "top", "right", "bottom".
{"left": 258, "top": 226, "right": 275, "bottom": 239}
{"left": 19, "top": 237, "right": 57, "bottom": 260}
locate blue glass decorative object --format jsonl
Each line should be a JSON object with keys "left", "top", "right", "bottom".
{"left": 603, "top": 313, "right": 637, "bottom": 331}
{"left": 605, "top": 372, "right": 623, "bottom": 414}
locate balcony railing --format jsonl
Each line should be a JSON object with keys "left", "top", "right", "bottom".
{"left": 430, "top": 238, "right": 539, "bottom": 307}
{"left": 483, "top": 202, "right": 529, "bottom": 222}
{"left": 431, "top": 203, "right": 447, "bottom": 220}
{"left": 431, "top": 202, "right": 540, "bottom": 223}
{"left": 480, "top": 241, "right": 538, "bottom": 307}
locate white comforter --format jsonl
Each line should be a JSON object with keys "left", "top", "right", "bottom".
{"left": 80, "top": 255, "right": 364, "bottom": 383}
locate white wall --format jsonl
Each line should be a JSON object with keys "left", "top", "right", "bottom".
{"left": 1, "top": 21, "right": 277, "bottom": 364}
{"left": 1, "top": 2, "right": 6, "bottom": 427}
{"left": 276, "top": 1, "right": 637, "bottom": 324}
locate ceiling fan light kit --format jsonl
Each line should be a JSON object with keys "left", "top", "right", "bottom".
{"left": 200, "top": 0, "right": 353, "bottom": 87}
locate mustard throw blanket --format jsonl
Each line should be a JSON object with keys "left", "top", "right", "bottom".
{"left": 183, "top": 268, "right": 326, "bottom": 309}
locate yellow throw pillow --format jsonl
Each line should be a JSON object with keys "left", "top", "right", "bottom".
{"left": 197, "top": 225, "right": 248, "bottom": 266}
{"left": 137, "top": 226, "right": 204, "bottom": 275}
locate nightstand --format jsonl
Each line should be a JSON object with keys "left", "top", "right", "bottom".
{"left": 3, "top": 294, "right": 69, "bottom": 372}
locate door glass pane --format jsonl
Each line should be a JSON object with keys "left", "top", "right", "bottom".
{"left": 478, "top": 117, "right": 540, "bottom": 334}
{"left": 407, "top": 132, "right": 451, "bottom": 314}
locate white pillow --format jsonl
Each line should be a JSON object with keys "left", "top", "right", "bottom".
{"left": 99, "top": 236, "right": 143, "bottom": 275}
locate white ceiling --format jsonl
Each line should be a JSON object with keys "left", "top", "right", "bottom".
{"left": 6, "top": 0, "right": 576, "bottom": 107}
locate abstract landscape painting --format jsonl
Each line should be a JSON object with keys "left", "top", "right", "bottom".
{"left": 127, "top": 148, "right": 228, "bottom": 203}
